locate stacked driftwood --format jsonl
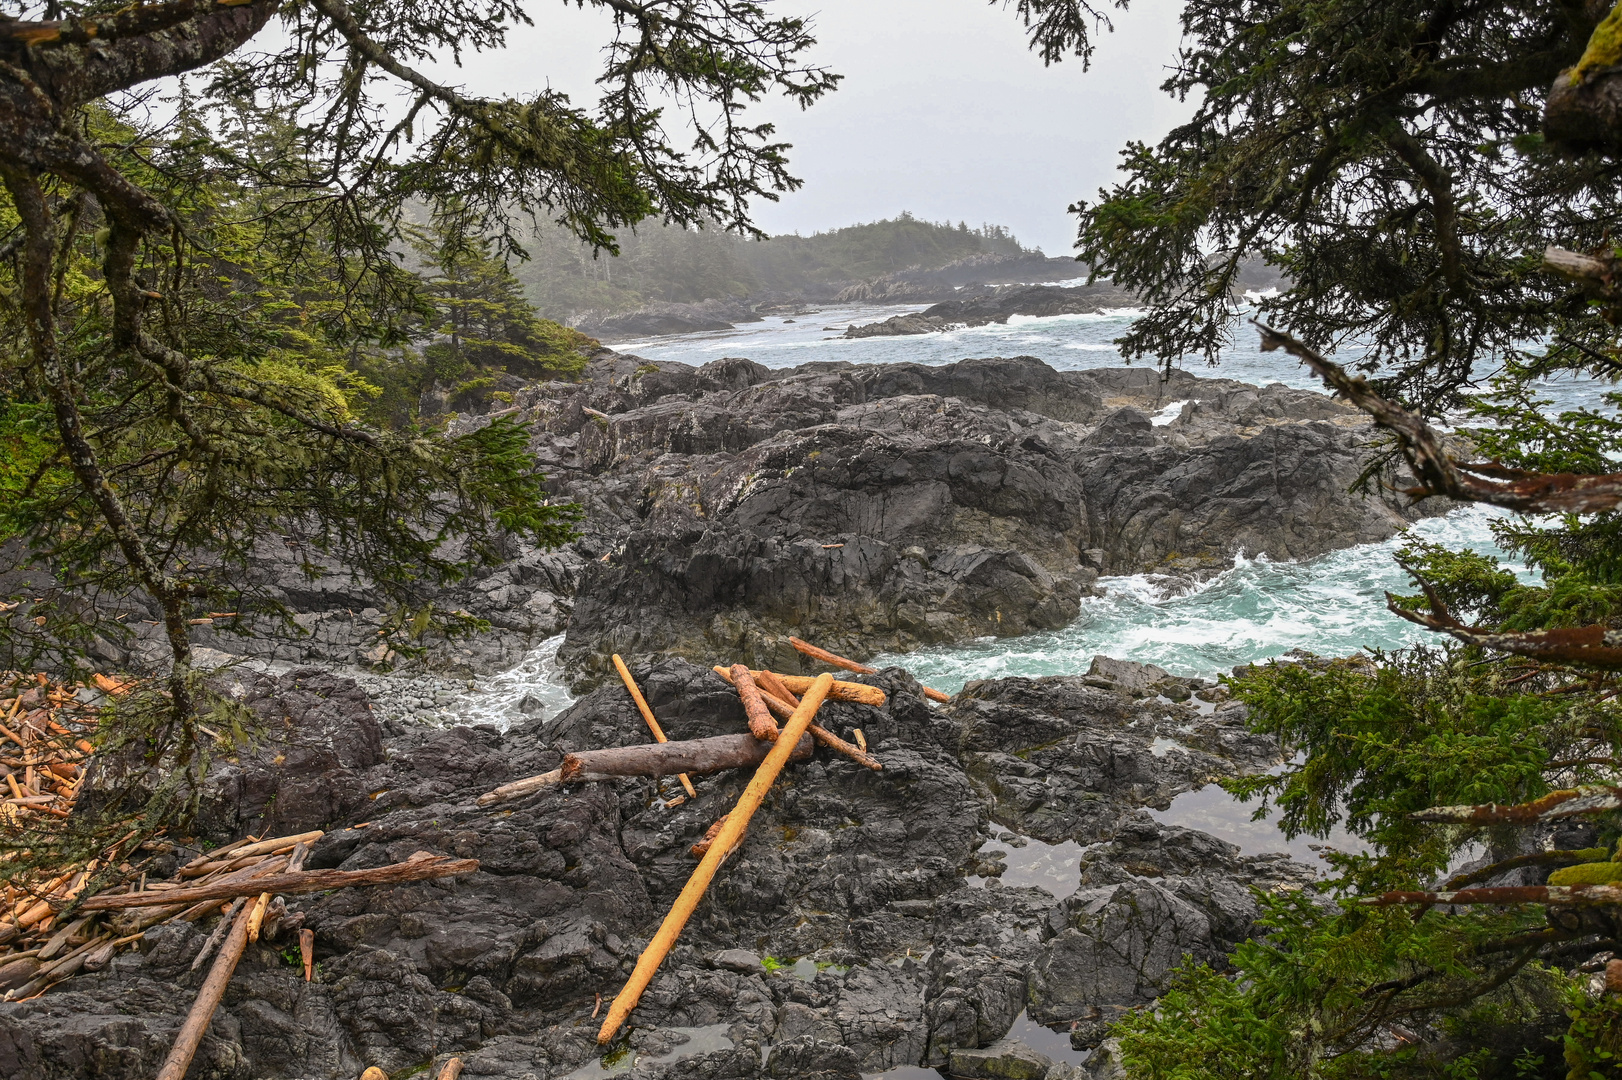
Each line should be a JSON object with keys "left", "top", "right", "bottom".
{"left": 0, "top": 670, "right": 482, "bottom": 1080}
{"left": 0, "top": 671, "right": 101, "bottom": 828}
{"left": 476, "top": 638, "right": 950, "bottom": 1043}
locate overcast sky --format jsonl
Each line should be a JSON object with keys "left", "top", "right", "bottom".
{"left": 430, "top": 1, "right": 1192, "bottom": 254}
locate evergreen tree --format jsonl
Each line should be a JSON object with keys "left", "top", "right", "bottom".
{"left": 1053, "top": 0, "right": 1622, "bottom": 1073}
{"left": 407, "top": 217, "right": 591, "bottom": 415}
{"left": 0, "top": 0, "right": 844, "bottom": 861}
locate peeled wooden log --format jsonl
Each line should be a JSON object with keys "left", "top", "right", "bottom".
{"left": 74, "top": 855, "right": 478, "bottom": 913}
{"left": 788, "top": 637, "right": 949, "bottom": 702}
{"left": 156, "top": 902, "right": 256, "bottom": 1080}
{"left": 598, "top": 674, "right": 835, "bottom": 1044}
{"left": 749, "top": 670, "right": 885, "bottom": 706}
{"left": 713, "top": 667, "right": 883, "bottom": 771}
{"left": 114, "top": 855, "right": 292, "bottom": 934}
{"left": 477, "top": 733, "right": 813, "bottom": 807}
{"left": 178, "top": 830, "right": 323, "bottom": 877}
{"left": 730, "top": 665, "right": 780, "bottom": 742}
{"left": 613, "top": 654, "right": 696, "bottom": 798}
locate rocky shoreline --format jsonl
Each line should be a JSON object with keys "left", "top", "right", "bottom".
{"left": 92, "top": 352, "right": 1441, "bottom": 692}
{"left": 3, "top": 656, "right": 1314, "bottom": 1080}
{"left": 840, "top": 285, "right": 1141, "bottom": 338}
{"left": 0, "top": 344, "right": 1469, "bottom": 1080}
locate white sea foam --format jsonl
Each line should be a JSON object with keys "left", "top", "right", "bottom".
{"left": 448, "top": 634, "right": 573, "bottom": 730}
{"left": 874, "top": 504, "right": 1530, "bottom": 690}
{"left": 1150, "top": 399, "right": 1189, "bottom": 426}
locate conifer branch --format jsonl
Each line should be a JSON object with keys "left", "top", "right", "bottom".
{"left": 1409, "top": 784, "right": 1622, "bottom": 824}
{"left": 1256, "top": 321, "right": 1622, "bottom": 514}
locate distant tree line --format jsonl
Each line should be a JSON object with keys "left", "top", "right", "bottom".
{"left": 512, "top": 213, "right": 1040, "bottom": 321}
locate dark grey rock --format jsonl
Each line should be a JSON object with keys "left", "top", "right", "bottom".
{"left": 3, "top": 659, "right": 1322, "bottom": 1079}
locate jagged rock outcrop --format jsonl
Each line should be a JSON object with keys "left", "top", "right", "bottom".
{"left": 0, "top": 659, "right": 1315, "bottom": 1080}
{"left": 514, "top": 354, "right": 1437, "bottom": 689}
{"left": 843, "top": 284, "right": 1140, "bottom": 338}
{"left": 37, "top": 353, "right": 1443, "bottom": 688}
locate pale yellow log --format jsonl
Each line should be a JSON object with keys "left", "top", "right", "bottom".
{"left": 613, "top": 654, "right": 697, "bottom": 798}
{"left": 596, "top": 673, "right": 834, "bottom": 1043}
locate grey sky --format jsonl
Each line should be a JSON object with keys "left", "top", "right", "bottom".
{"left": 430, "top": 1, "right": 1191, "bottom": 254}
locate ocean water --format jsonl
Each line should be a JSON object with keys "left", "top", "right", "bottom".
{"left": 613, "top": 299, "right": 1617, "bottom": 416}
{"left": 871, "top": 503, "right": 1532, "bottom": 693}
{"left": 443, "top": 304, "right": 1606, "bottom": 861}
{"left": 459, "top": 303, "right": 1604, "bottom": 707}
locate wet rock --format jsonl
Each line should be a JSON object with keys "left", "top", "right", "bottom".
{"left": 949, "top": 675, "right": 1280, "bottom": 844}
{"left": 1082, "top": 656, "right": 1169, "bottom": 695}
{"left": 712, "top": 949, "right": 764, "bottom": 974}
{"left": 78, "top": 667, "right": 385, "bottom": 844}
{"left": 947, "top": 1038, "right": 1056, "bottom": 1080}
{"left": 3, "top": 662, "right": 1318, "bottom": 1079}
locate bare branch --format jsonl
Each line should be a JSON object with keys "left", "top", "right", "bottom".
{"left": 1255, "top": 320, "right": 1622, "bottom": 513}
{"left": 1409, "top": 784, "right": 1622, "bottom": 824}
{"left": 1362, "top": 883, "right": 1622, "bottom": 907}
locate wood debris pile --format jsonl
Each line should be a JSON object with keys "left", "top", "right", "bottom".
{"left": 0, "top": 670, "right": 105, "bottom": 828}
{"left": 475, "top": 638, "right": 950, "bottom": 1044}
{"left": 0, "top": 670, "right": 481, "bottom": 1079}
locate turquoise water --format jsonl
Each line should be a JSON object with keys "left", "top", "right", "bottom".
{"left": 458, "top": 305, "right": 1599, "bottom": 713}
{"left": 874, "top": 504, "right": 1530, "bottom": 691}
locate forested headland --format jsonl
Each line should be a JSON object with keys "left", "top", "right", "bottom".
{"left": 513, "top": 213, "right": 1047, "bottom": 321}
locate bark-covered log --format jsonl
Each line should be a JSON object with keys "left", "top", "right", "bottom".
{"left": 477, "top": 733, "right": 815, "bottom": 806}
{"left": 559, "top": 733, "right": 812, "bottom": 782}
{"left": 74, "top": 855, "right": 477, "bottom": 912}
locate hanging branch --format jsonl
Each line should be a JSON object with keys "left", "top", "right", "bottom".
{"left": 1363, "top": 883, "right": 1622, "bottom": 907}
{"left": 1254, "top": 321, "right": 1622, "bottom": 514}
{"left": 1409, "top": 784, "right": 1622, "bottom": 825}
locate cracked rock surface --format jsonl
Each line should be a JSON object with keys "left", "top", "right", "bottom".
{"left": 2, "top": 658, "right": 1317, "bottom": 1080}
{"left": 58, "top": 354, "right": 1439, "bottom": 690}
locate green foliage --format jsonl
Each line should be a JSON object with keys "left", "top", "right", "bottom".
{"left": 1114, "top": 890, "right": 1566, "bottom": 1080}
{"left": 1072, "top": 0, "right": 1615, "bottom": 407}
{"left": 1225, "top": 649, "right": 1583, "bottom": 885}
{"left": 1563, "top": 982, "right": 1622, "bottom": 1080}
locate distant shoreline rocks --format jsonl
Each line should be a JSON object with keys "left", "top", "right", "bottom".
{"left": 843, "top": 283, "right": 1141, "bottom": 338}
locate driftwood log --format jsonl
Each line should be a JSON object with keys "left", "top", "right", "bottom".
{"left": 74, "top": 855, "right": 478, "bottom": 912}
{"left": 748, "top": 671, "right": 885, "bottom": 706}
{"left": 154, "top": 900, "right": 256, "bottom": 1080}
{"left": 788, "top": 637, "right": 950, "bottom": 703}
{"left": 597, "top": 674, "right": 835, "bottom": 1044}
{"left": 613, "top": 653, "right": 696, "bottom": 798}
{"left": 712, "top": 667, "right": 882, "bottom": 771}
{"left": 730, "top": 665, "right": 781, "bottom": 742}
{"left": 477, "top": 733, "right": 814, "bottom": 807}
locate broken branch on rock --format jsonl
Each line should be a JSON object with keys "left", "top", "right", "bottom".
{"left": 613, "top": 653, "right": 696, "bottom": 798}
{"left": 477, "top": 734, "right": 814, "bottom": 806}
{"left": 74, "top": 855, "right": 479, "bottom": 912}
{"left": 788, "top": 636, "right": 950, "bottom": 702}
{"left": 598, "top": 673, "right": 834, "bottom": 1044}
